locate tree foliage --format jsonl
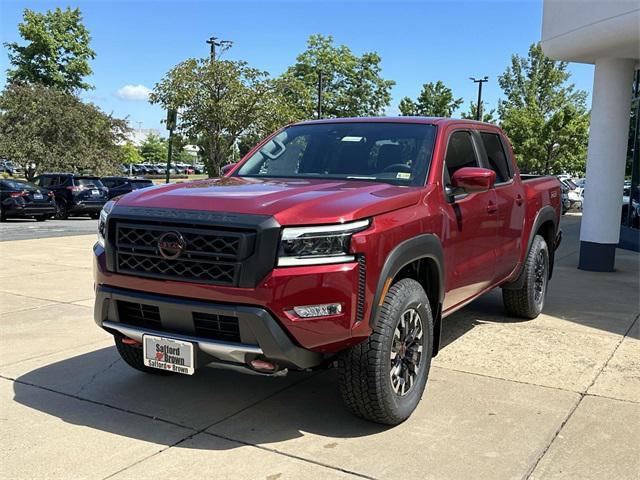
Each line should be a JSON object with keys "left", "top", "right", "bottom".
{"left": 121, "top": 143, "right": 144, "bottom": 164}
{"left": 5, "top": 7, "right": 96, "bottom": 92}
{"left": 151, "top": 56, "right": 303, "bottom": 176}
{"left": 283, "top": 34, "right": 395, "bottom": 119}
{"left": 498, "top": 43, "right": 589, "bottom": 175}
{"left": 139, "top": 133, "right": 167, "bottom": 164}
{"left": 461, "top": 101, "right": 497, "bottom": 123}
{"left": 398, "top": 81, "right": 463, "bottom": 117}
{"left": 0, "top": 83, "right": 127, "bottom": 180}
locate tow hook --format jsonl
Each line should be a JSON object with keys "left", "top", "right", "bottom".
{"left": 249, "top": 358, "right": 288, "bottom": 376}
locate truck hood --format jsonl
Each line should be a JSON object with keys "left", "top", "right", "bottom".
{"left": 117, "top": 177, "right": 421, "bottom": 225}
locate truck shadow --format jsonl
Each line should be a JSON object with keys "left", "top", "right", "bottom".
{"left": 12, "top": 347, "right": 389, "bottom": 450}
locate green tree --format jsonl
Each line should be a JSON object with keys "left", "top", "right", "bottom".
{"left": 0, "top": 83, "right": 127, "bottom": 180}
{"left": 151, "top": 56, "right": 302, "bottom": 176}
{"left": 461, "top": 101, "right": 497, "bottom": 123}
{"left": 121, "top": 143, "right": 143, "bottom": 164}
{"left": 139, "top": 134, "right": 167, "bottom": 164}
{"left": 4, "top": 7, "right": 96, "bottom": 92}
{"left": 283, "top": 34, "right": 395, "bottom": 118}
{"left": 498, "top": 43, "right": 589, "bottom": 175}
{"left": 398, "top": 81, "right": 463, "bottom": 117}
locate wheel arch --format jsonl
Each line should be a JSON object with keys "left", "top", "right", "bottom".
{"left": 503, "top": 205, "right": 557, "bottom": 290}
{"left": 370, "top": 234, "right": 445, "bottom": 355}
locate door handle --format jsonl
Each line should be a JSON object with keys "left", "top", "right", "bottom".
{"left": 487, "top": 201, "right": 498, "bottom": 214}
{"left": 515, "top": 194, "right": 524, "bottom": 206}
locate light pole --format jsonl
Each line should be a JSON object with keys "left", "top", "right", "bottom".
{"left": 469, "top": 76, "right": 489, "bottom": 121}
{"left": 317, "top": 70, "right": 323, "bottom": 119}
{"left": 165, "top": 109, "right": 177, "bottom": 184}
{"left": 206, "top": 36, "right": 233, "bottom": 61}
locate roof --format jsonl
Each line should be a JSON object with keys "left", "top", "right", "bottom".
{"left": 292, "top": 116, "right": 493, "bottom": 127}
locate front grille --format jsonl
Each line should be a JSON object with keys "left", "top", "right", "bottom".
{"left": 117, "top": 301, "right": 161, "bottom": 330}
{"left": 193, "top": 312, "right": 241, "bottom": 343}
{"left": 113, "top": 222, "right": 254, "bottom": 285}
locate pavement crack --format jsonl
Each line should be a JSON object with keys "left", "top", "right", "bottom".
{"left": 522, "top": 313, "right": 640, "bottom": 480}
{"left": 74, "top": 357, "right": 121, "bottom": 396}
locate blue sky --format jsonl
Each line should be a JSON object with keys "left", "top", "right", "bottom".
{"left": 1, "top": 0, "right": 595, "bottom": 133}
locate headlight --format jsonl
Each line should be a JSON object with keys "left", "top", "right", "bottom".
{"left": 278, "top": 219, "right": 370, "bottom": 267}
{"left": 97, "top": 200, "right": 116, "bottom": 247}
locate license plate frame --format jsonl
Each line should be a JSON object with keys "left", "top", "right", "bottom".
{"left": 33, "top": 192, "right": 43, "bottom": 200}
{"left": 91, "top": 189, "right": 100, "bottom": 196}
{"left": 143, "top": 334, "right": 195, "bottom": 375}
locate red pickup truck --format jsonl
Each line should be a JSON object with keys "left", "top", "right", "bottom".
{"left": 93, "top": 118, "right": 561, "bottom": 424}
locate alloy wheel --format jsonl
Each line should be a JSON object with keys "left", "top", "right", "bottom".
{"left": 390, "top": 308, "right": 424, "bottom": 396}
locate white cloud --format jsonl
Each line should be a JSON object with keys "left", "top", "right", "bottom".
{"left": 115, "top": 84, "right": 152, "bottom": 101}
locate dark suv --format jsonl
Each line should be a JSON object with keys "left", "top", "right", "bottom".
{"left": 101, "top": 176, "right": 154, "bottom": 199}
{"left": 33, "top": 174, "right": 108, "bottom": 219}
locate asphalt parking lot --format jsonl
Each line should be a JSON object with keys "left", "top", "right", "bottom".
{"left": 0, "top": 217, "right": 98, "bottom": 242}
{"left": 0, "top": 215, "right": 638, "bottom": 480}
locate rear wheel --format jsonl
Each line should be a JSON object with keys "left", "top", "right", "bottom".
{"left": 502, "top": 235, "right": 549, "bottom": 319}
{"left": 55, "top": 199, "right": 68, "bottom": 220}
{"left": 114, "top": 336, "right": 176, "bottom": 376}
{"left": 89, "top": 212, "right": 100, "bottom": 219}
{"left": 338, "top": 278, "right": 433, "bottom": 425}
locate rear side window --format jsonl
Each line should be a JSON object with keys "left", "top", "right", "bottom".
{"left": 480, "top": 133, "right": 512, "bottom": 183}
{"left": 444, "top": 131, "right": 478, "bottom": 182}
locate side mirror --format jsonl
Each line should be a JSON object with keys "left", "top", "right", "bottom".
{"left": 220, "top": 163, "right": 237, "bottom": 176}
{"left": 450, "top": 167, "right": 496, "bottom": 194}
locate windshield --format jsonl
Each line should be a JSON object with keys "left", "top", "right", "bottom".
{"left": 235, "top": 122, "right": 437, "bottom": 186}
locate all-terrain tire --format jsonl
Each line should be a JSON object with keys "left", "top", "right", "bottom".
{"left": 502, "top": 235, "right": 549, "bottom": 319}
{"left": 338, "top": 278, "right": 433, "bottom": 425}
{"left": 114, "top": 336, "right": 175, "bottom": 376}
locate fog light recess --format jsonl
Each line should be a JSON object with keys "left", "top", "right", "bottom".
{"left": 293, "top": 303, "right": 342, "bottom": 318}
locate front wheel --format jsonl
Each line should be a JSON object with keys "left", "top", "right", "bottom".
{"left": 35, "top": 215, "right": 47, "bottom": 222}
{"left": 338, "top": 278, "right": 433, "bottom": 425}
{"left": 89, "top": 212, "right": 100, "bottom": 219}
{"left": 502, "top": 235, "right": 549, "bottom": 319}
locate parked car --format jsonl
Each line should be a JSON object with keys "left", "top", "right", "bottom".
{"left": 93, "top": 118, "right": 561, "bottom": 425}
{"left": 101, "top": 176, "right": 155, "bottom": 199}
{"left": 0, "top": 159, "right": 21, "bottom": 177}
{"left": 33, "top": 173, "right": 109, "bottom": 219}
{"left": 0, "top": 179, "right": 56, "bottom": 222}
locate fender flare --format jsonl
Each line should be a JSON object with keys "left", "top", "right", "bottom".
{"left": 503, "top": 205, "right": 557, "bottom": 290}
{"left": 369, "top": 233, "right": 445, "bottom": 330}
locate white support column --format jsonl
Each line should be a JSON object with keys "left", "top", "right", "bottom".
{"left": 579, "top": 58, "right": 635, "bottom": 271}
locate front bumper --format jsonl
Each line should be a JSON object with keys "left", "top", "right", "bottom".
{"left": 95, "top": 285, "right": 325, "bottom": 370}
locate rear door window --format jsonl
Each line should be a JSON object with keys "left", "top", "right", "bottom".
{"left": 443, "top": 131, "right": 479, "bottom": 184}
{"left": 479, "top": 132, "right": 512, "bottom": 183}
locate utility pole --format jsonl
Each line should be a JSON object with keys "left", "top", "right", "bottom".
{"left": 317, "top": 70, "right": 323, "bottom": 119}
{"left": 206, "top": 36, "right": 233, "bottom": 61}
{"left": 469, "top": 76, "right": 489, "bottom": 121}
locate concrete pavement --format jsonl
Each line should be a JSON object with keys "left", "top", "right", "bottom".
{"left": 0, "top": 217, "right": 98, "bottom": 242}
{"left": 0, "top": 216, "right": 638, "bottom": 479}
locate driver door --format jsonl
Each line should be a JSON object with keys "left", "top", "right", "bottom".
{"left": 442, "top": 130, "right": 498, "bottom": 311}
